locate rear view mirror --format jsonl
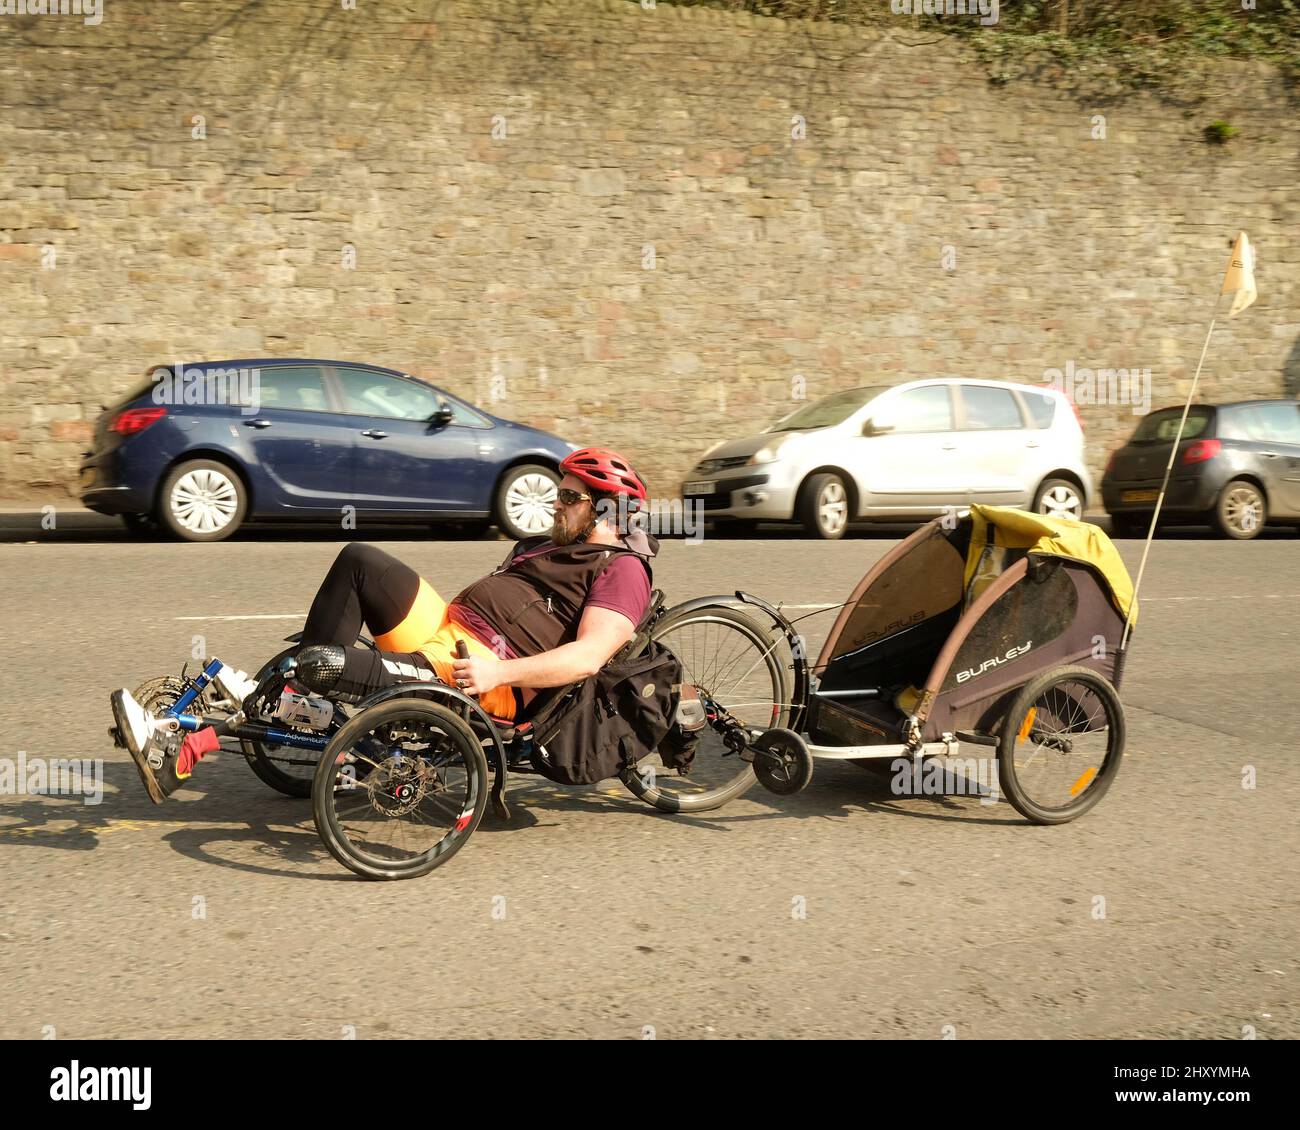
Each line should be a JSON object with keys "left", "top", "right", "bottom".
{"left": 862, "top": 419, "right": 893, "bottom": 437}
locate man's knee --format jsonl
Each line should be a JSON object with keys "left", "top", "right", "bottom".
{"left": 295, "top": 644, "right": 347, "bottom": 694}
{"left": 332, "top": 541, "right": 398, "bottom": 576}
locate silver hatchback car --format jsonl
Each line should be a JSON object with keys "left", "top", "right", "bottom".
{"left": 684, "top": 378, "right": 1093, "bottom": 538}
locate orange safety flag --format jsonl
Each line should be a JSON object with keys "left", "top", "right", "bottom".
{"left": 1220, "top": 231, "right": 1257, "bottom": 318}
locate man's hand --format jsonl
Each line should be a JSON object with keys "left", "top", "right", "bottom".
{"left": 450, "top": 652, "right": 505, "bottom": 697}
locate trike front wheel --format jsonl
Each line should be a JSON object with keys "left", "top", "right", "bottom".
{"left": 240, "top": 648, "right": 329, "bottom": 797}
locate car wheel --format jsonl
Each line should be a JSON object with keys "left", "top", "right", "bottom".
{"left": 1212, "top": 479, "right": 1265, "bottom": 540}
{"left": 1033, "top": 478, "right": 1083, "bottom": 521}
{"left": 494, "top": 464, "right": 558, "bottom": 540}
{"left": 158, "top": 459, "right": 247, "bottom": 542}
{"left": 1108, "top": 513, "right": 1149, "bottom": 538}
{"left": 797, "top": 473, "right": 850, "bottom": 540}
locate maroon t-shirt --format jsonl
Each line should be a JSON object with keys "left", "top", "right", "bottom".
{"left": 449, "top": 541, "right": 651, "bottom": 659}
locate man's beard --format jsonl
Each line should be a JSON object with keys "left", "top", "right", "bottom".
{"left": 551, "top": 509, "right": 592, "bottom": 546}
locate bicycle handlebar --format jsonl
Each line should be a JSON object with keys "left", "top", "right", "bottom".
{"left": 454, "top": 639, "right": 476, "bottom": 697}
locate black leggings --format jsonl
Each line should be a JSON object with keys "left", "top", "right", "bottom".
{"left": 296, "top": 544, "right": 438, "bottom": 701}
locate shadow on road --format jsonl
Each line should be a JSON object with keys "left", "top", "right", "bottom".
{"left": 0, "top": 754, "right": 1027, "bottom": 883}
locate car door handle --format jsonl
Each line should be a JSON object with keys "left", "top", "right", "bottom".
{"left": 1260, "top": 451, "right": 1279, "bottom": 458}
{"left": 244, "top": 418, "right": 272, "bottom": 429}
{"left": 1026, "top": 440, "right": 1040, "bottom": 448}
{"left": 362, "top": 429, "right": 389, "bottom": 440}
{"left": 941, "top": 442, "right": 957, "bottom": 451}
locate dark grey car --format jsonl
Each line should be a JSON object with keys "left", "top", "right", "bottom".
{"left": 1102, "top": 400, "right": 1300, "bottom": 539}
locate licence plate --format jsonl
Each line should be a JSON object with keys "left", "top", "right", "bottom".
{"left": 683, "top": 480, "right": 715, "bottom": 495}
{"left": 1122, "top": 489, "right": 1158, "bottom": 503}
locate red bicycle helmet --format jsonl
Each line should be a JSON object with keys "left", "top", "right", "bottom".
{"left": 560, "top": 446, "right": 648, "bottom": 509}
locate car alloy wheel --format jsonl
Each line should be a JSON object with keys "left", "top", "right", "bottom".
{"left": 818, "top": 480, "right": 848, "bottom": 536}
{"left": 169, "top": 467, "right": 240, "bottom": 535}
{"left": 798, "top": 472, "right": 850, "bottom": 540}
{"left": 1218, "top": 481, "right": 1264, "bottom": 540}
{"left": 1035, "top": 480, "right": 1083, "bottom": 520}
{"left": 503, "top": 470, "right": 557, "bottom": 537}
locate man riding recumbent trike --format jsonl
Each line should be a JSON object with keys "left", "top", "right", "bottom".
{"left": 110, "top": 447, "right": 1135, "bottom": 880}
{"left": 109, "top": 445, "right": 793, "bottom": 879}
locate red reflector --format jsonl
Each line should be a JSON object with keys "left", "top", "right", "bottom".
{"left": 111, "top": 407, "right": 167, "bottom": 435}
{"left": 1182, "top": 438, "right": 1221, "bottom": 465}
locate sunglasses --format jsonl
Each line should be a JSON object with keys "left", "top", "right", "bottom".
{"left": 554, "top": 487, "right": 594, "bottom": 507}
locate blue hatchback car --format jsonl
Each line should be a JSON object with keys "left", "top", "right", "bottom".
{"left": 80, "top": 359, "right": 576, "bottom": 541}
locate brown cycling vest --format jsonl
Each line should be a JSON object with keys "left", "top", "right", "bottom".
{"left": 451, "top": 533, "right": 656, "bottom": 658}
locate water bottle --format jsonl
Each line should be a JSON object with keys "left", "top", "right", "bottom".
{"left": 274, "top": 687, "right": 333, "bottom": 730}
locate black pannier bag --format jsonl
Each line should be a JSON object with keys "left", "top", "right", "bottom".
{"left": 529, "top": 637, "right": 683, "bottom": 786}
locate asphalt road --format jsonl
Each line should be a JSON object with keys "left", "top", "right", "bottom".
{"left": 0, "top": 518, "right": 1296, "bottom": 1039}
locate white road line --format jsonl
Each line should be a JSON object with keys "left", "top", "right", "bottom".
{"left": 173, "top": 614, "right": 307, "bottom": 621}
{"left": 171, "top": 595, "right": 1295, "bottom": 623}
{"left": 1141, "top": 595, "right": 1297, "bottom": 602}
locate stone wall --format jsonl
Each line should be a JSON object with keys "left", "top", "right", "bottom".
{"left": 1, "top": 0, "right": 1297, "bottom": 502}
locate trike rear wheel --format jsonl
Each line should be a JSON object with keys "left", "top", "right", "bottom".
{"left": 622, "top": 605, "right": 791, "bottom": 813}
{"left": 997, "top": 665, "right": 1124, "bottom": 824}
{"left": 312, "top": 697, "right": 489, "bottom": 880}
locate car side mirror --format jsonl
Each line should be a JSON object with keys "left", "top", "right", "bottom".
{"left": 429, "top": 400, "right": 454, "bottom": 426}
{"left": 862, "top": 419, "right": 893, "bottom": 437}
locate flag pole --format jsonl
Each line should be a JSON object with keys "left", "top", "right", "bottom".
{"left": 1117, "top": 298, "right": 1221, "bottom": 656}
{"left": 1114, "top": 230, "right": 1254, "bottom": 680}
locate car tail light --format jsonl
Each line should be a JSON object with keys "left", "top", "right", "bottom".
{"left": 1182, "top": 438, "right": 1221, "bottom": 465}
{"left": 111, "top": 406, "right": 167, "bottom": 435}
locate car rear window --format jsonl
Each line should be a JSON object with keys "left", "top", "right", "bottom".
{"left": 1132, "top": 407, "right": 1212, "bottom": 443}
{"left": 961, "top": 385, "right": 1023, "bottom": 430}
{"left": 253, "top": 366, "right": 330, "bottom": 412}
{"left": 1020, "top": 390, "right": 1057, "bottom": 429}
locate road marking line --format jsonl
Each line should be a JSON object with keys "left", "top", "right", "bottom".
{"left": 1141, "top": 595, "right": 1296, "bottom": 602}
{"left": 171, "top": 595, "right": 1295, "bottom": 624}
{"left": 173, "top": 614, "right": 307, "bottom": 621}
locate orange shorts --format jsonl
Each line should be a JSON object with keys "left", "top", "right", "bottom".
{"left": 371, "top": 577, "right": 518, "bottom": 721}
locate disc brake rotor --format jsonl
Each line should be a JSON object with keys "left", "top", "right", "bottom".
{"left": 357, "top": 721, "right": 458, "bottom": 816}
{"left": 365, "top": 756, "right": 440, "bottom": 817}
